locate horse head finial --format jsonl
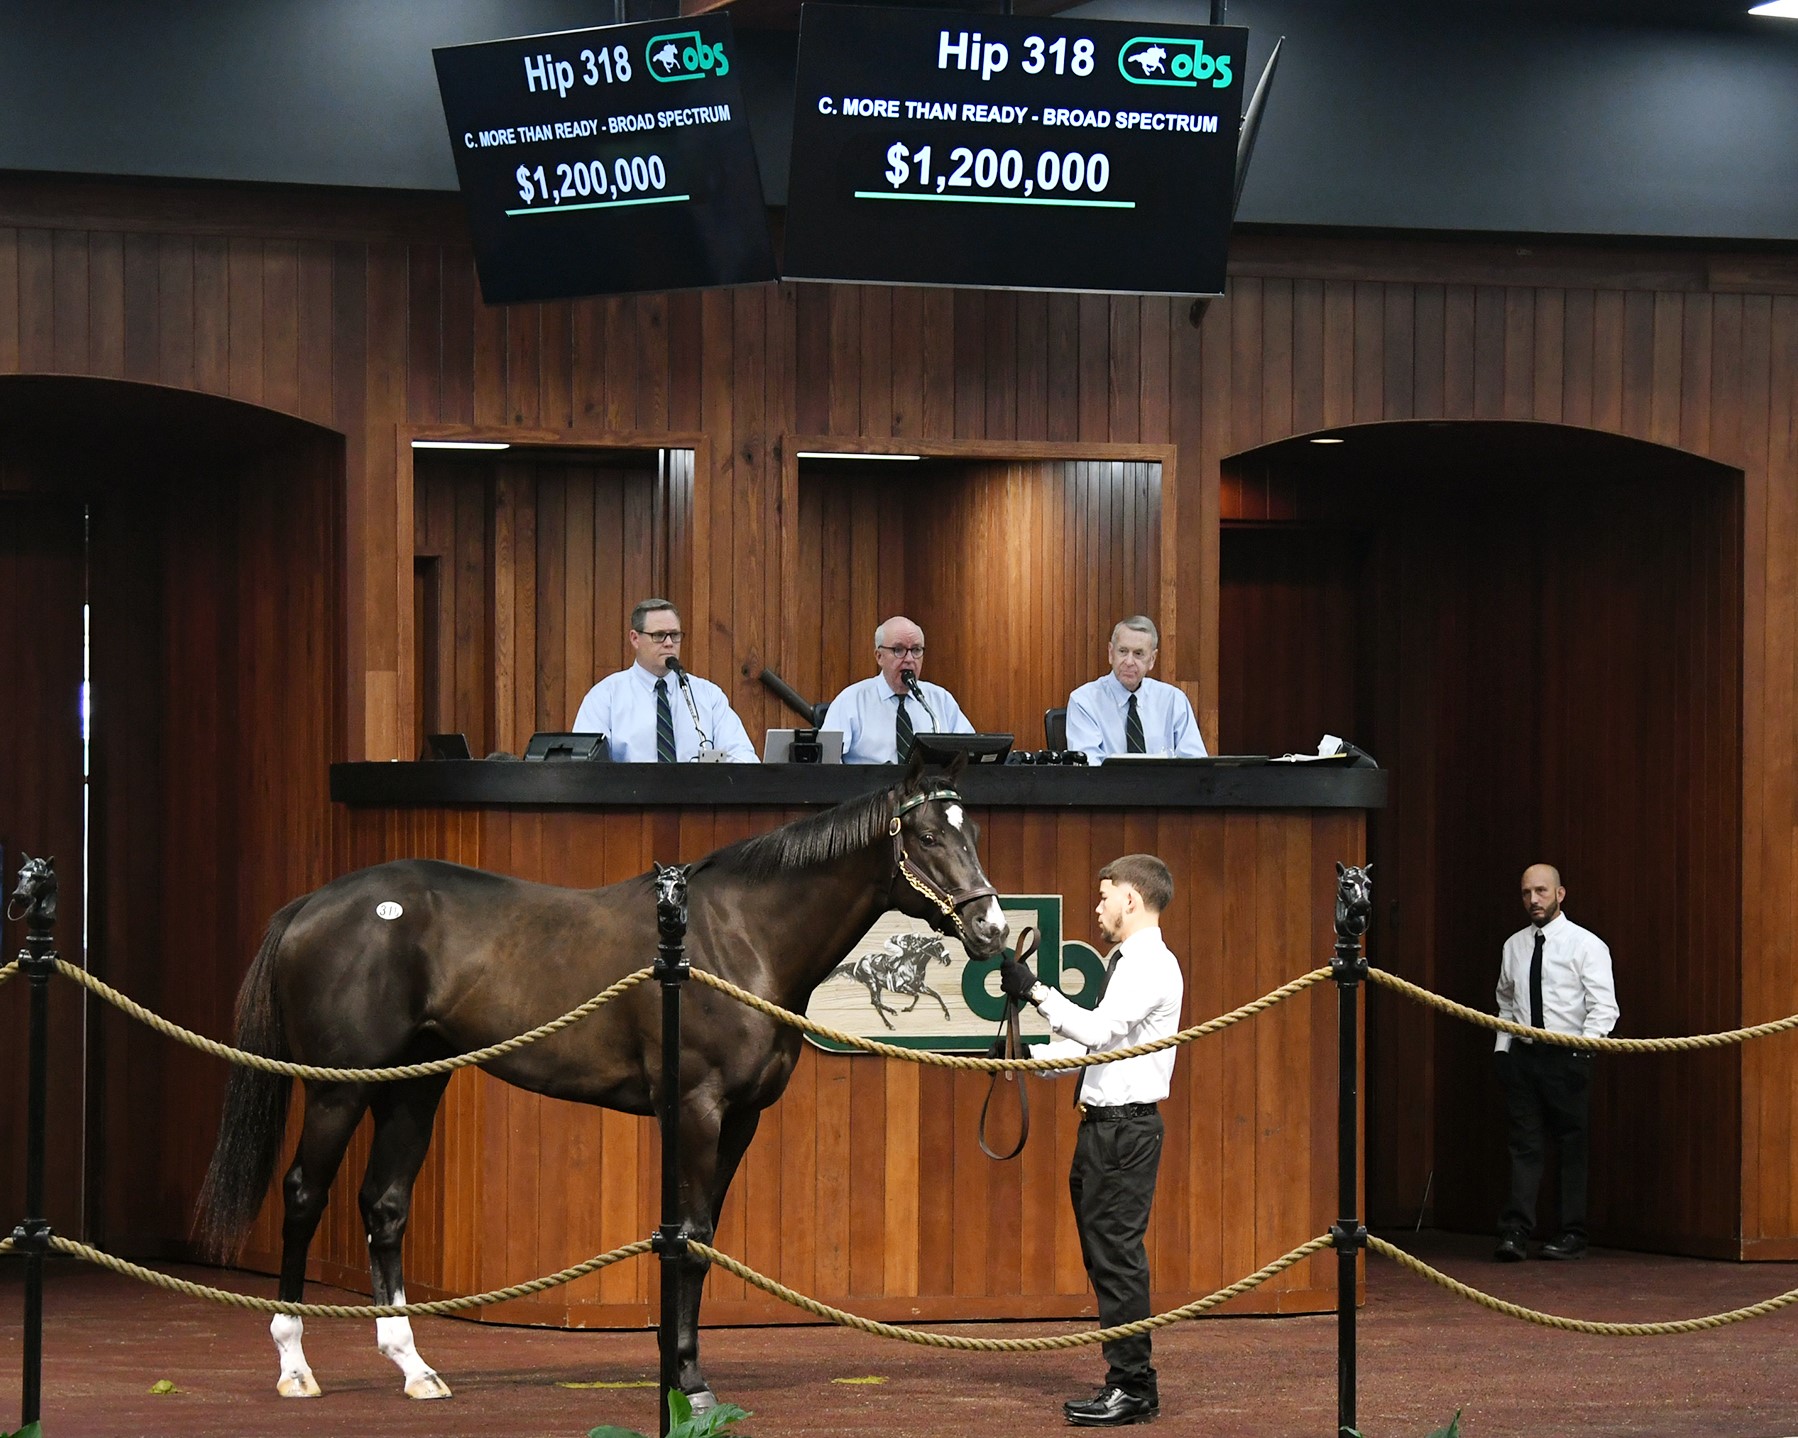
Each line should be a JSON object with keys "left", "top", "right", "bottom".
{"left": 1334, "top": 861, "right": 1373, "bottom": 941}
{"left": 7, "top": 854, "right": 58, "bottom": 928}
{"left": 653, "top": 862, "right": 689, "bottom": 942}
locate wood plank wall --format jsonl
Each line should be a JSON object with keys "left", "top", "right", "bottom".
{"left": 2, "top": 174, "right": 1797, "bottom": 1259}
{"left": 783, "top": 456, "right": 1164, "bottom": 742}
{"left": 232, "top": 802, "right": 1361, "bottom": 1325}
{"left": 1219, "top": 451, "right": 1743, "bottom": 1253}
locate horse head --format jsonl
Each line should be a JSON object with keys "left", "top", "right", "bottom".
{"left": 7, "top": 854, "right": 58, "bottom": 927}
{"left": 1334, "top": 861, "right": 1373, "bottom": 939}
{"left": 887, "top": 753, "right": 1008, "bottom": 958}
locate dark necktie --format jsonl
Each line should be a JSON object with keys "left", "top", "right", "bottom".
{"left": 655, "top": 678, "right": 677, "bottom": 763}
{"left": 1076, "top": 951, "right": 1124, "bottom": 1107}
{"left": 1528, "top": 928, "right": 1545, "bottom": 1033}
{"left": 895, "top": 693, "right": 914, "bottom": 763}
{"left": 1125, "top": 692, "right": 1145, "bottom": 753}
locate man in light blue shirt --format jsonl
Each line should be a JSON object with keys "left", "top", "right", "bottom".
{"left": 821, "top": 615, "right": 974, "bottom": 764}
{"left": 571, "top": 598, "right": 758, "bottom": 762}
{"left": 1065, "top": 616, "right": 1208, "bottom": 763}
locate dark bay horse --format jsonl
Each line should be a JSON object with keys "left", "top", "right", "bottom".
{"left": 195, "top": 756, "right": 1005, "bottom": 1406}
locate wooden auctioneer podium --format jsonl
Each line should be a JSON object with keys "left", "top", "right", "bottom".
{"left": 321, "top": 758, "right": 1385, "bottom": 1328}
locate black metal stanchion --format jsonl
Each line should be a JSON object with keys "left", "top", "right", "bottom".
{"left": 1330, "top": 863, "right": 1371, "bottom": 1438}
{"left": 651, "top": 863, "right": 691, "bottom": 1438}
{"left": 8, "top": 855, "right": 61, "bottom": 1432}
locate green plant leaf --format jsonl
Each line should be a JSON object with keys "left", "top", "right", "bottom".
{"left": 586, "top": 1427, "right": 650, "bottom": 1438}
{"left": 3, "top": 1425, "right": 45, "bottom": 1438}
{"left": 667, "top": 1389, "right": 695, "bottom": 1427}
{"left": 149, "top": 1378, "right": 179, "bottom": 1395}
{"left": 1425, "top": 1412, "right": 1463, "bottom": 1438}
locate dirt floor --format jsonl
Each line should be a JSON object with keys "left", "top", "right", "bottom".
{"left": 4, "top": 1231, "right": 1798, "bottom": 1438}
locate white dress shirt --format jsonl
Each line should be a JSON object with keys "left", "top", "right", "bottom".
{"left": 1029, "top": 925, "right": 1184, "bottom": 1106}
{"left": 1493, "top": 909, "right": 1617, "bottom": 1052}
{"left": 571, "top": 662, "right": 758, "bottom": 763}
{"left": 820, "top": 674, "right": 973, "bottom": 764}
{"left": 1065, "top": 672, "right": 1207, "bottom": 763}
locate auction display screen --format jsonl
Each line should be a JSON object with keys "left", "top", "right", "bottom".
{"left": 433, "top": 18, "right": 775, "bottom": 303}
{"left": 783, "top": 6, "right": 1246, "bottom": 296}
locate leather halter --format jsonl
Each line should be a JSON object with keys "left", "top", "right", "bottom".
{"left": 887, "top": 787, "right": 998, "bottom": 940}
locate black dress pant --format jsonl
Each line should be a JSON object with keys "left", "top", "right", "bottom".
{"left": 1497, "top": 1043, "right": 1592, "bottom": 1238}
{"left": 1069, "top": 1109, "right": 1164, "bottom": 1396}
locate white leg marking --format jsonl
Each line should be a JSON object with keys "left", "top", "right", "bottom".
{"left": 271, "top": 1313, "right": 321, "bottom": 1398}
{"left": 946, "top": 804, "right": 964, "bottom": 831}
{"left": 378, "top": 1289, "right": 452, "bottom": 1400}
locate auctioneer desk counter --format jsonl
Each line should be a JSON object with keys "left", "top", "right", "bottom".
{"left": 322, "top": 761, "right": 1385, "bottom": 1327}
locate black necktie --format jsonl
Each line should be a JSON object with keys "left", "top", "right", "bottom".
{"left": 1528, "top": 928, "right": 1545, "bottom": 1034}
{"left": 655, "top": 678, "right": 677, "bottom": 763}
{"left": 895, "top": 694, "right": 914, "bottom": 763}
{"left": 1076, "top": 951, "right": 1124, "bottom": 1107}
{"left": 1125, "top": 693, "right": 1145, "bottom": 753}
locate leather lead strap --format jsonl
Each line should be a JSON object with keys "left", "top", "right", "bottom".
{"left": 978, "top": 926, "right": 1037, "bottom": 1161}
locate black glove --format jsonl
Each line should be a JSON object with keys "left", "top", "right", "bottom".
{"left": 999, "top": 957, "right": 1037, "bottom": 1003}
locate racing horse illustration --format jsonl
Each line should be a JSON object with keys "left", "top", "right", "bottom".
{"left": 1130, "top": 45, "right": 1168, "bottom": 76}
{"left": 829, "top": 931, "right": 955, "bottom": 1029}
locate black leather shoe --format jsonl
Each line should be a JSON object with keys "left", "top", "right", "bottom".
{"left": 1064, "top": 1387, "right": 1159, "bottom": 1426}
{"left": 1493, "top": 1232, "right": 1528, "bottom": 1262}
{"left": 1540, "top": 1232, "right": 1587, "bottom": 1260}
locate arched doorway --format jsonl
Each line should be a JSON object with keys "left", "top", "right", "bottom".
{"left": 1218, "top": 420, "right": 1742, "bottom": 1257}
{"left": 0, "top": 375, "right": 344, "bottom": 1253}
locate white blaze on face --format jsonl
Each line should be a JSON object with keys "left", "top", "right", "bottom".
{"left": 946, "top": 803, "right": 964, "bottom": 832}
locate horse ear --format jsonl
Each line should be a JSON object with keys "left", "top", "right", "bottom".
{"left": 945, "top": 748, "right": 968, "bottom": 781}
{"left": 1336, "top": 861, "right": 1345, "bottom": 877}
{"left": 1364, "top": 862, "right": 1373, "bottom": 874}
{"left": 903, "top": 747, "right": 928, "bottom": 785}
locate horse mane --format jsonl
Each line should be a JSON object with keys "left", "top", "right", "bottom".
{"left": 697, "top": 780, "right": 902, "bottom": 880}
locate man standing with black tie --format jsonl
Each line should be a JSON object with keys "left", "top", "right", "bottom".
{"left": 999, "top": 854, "right": 1183, "bottom": 1427}
{"left": 1492, "top": 863, "right": 1617, "bottom": 1262}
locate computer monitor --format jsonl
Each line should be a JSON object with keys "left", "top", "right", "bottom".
{"left": 522, "top": 732, "right": 609, "bottom": 763}
{"left": 422, "top": 733, "right": 472, "bottom": 761}
{"left": 912, "top": 733, "right": 1014, "bottom": 765}
{"left": 762, "top": 728, "right": 844, "bottom": 764}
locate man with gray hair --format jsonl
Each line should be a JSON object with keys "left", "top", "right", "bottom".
{"left": 1065, "top": 617, "right": 1207, "bottom": 763}
{"left": 821, "top": 614, "right": 973, "bottom": 763}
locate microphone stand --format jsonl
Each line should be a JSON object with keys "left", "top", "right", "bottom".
{"left": 666, "top": 660, "right": 726, "bottom": 762}
{"left": 901, "top": 670, "right": 938, "bottom": 729}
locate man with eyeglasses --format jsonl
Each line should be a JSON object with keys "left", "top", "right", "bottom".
{"left": 821, "top": 615, "right": 973, "bottom": 764}
{"left": 1066, "top": 616, "right": 1207, "bottom": 764}
{"left": 571, "top": 598, "right": 758, "bottom": 762}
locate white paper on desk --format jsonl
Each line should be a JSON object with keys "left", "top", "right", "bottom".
{"left": 1272, "top": 734, "right": 1346, "bottom": 763}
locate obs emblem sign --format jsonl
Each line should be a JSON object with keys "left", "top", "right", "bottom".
{"left": 804, "top": 895, "right": 1105, "bottom": 1054}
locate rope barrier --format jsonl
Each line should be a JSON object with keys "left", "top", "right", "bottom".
{"left": 1367, "top": 1236, "right": 1798, "bottom": 1335}
{"left": 0, "top": 958, "right": 18, "bottom": 988}
{"left": 1367, "top": 967, "right": 1798, "bottom": 1052}
{"left": 688, "top": 1236, "right": 1335, "bottom": 1350}
{"left": 52, "top": 958, "right": 654, "bottom": 1081}
{"left": 688, "top": 965, "right": 1333, "bottom": 1071}
{"left": 0, "top": 1233, "right": 654, "bottom": 1318}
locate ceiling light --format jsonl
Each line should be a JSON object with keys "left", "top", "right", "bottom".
{"left": 1750, "top": 1, "right": 1798, "bottom": 15}
{"left": 411, "top": 440, "right": 512, "bottom": 451}
{"left": 795, "top": 451, "right": 922, "bottom": 461}
{"left": 1309, "top": 436, "right": 1346, "bottom": 445}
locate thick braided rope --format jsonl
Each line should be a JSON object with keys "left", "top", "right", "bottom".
{"left": 0, "top": 1233, "right": 652, "bottom": 1318}
{"left": 1367, "top": 1236, "right": 1798, "bottom": 1334}
{"left": 0, "top": 958, "right": 17, "bottom": 987}
{"left": 52, "top": 957, "right": 654, "bottom": 1081}
{"left": 688, "top": 1235, "right": 1334, "bottom": 1350}
{"left": 689, "top": 966, "right": 1331, "bottom": 1070}
{"left": 1366, "top": 967, "right": 1798, "bottom": 1052}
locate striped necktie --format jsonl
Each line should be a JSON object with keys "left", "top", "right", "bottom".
{"left": 1125, "top": 692, "right": 1146, "bottom": 753}
{"left": 655, "top": 678, "right": 677, "bottom": 763}
{"left": 895, "top": 693, "right": 914, "bottom": 763}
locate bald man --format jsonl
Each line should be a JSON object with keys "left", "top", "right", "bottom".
{"left": 821, "top": 615, "right": 973, "bottom": 764}
{"left": 1492, "top": 864, "right": 1617, "bottom": 1262}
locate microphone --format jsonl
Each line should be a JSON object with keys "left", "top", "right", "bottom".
{"left": 664, "top": 658, "right": 714, "bottom": 752}
{"left": 901, "top": 669, "right": 938, "bottom": 728}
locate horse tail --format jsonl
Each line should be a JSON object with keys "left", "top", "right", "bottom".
{"left": 194, "top": 894, "right": 307, "bottom": 1262}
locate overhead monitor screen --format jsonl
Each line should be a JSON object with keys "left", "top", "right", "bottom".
{"left": 433, "top": 17, "right": 776, "bottom": 303}
{"left": 783, "top": 5, "right": 1247, "bottom": 296}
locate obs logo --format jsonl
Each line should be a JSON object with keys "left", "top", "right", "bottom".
{"left": 645, "top": 30, "right": 730, "bottom": 81}
{"left": 1119, "top": 36, "right": 1233, "bottom": 89}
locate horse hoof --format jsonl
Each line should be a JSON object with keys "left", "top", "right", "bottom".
{"left": 277, "top": 1371, "right": 321, "bottom": 1399}
{"left": 685, "top": 1388, "right": 718, "bottom": 1415}
{"left": 406, "top": 1371, "right": 453, "bottom": 1400}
